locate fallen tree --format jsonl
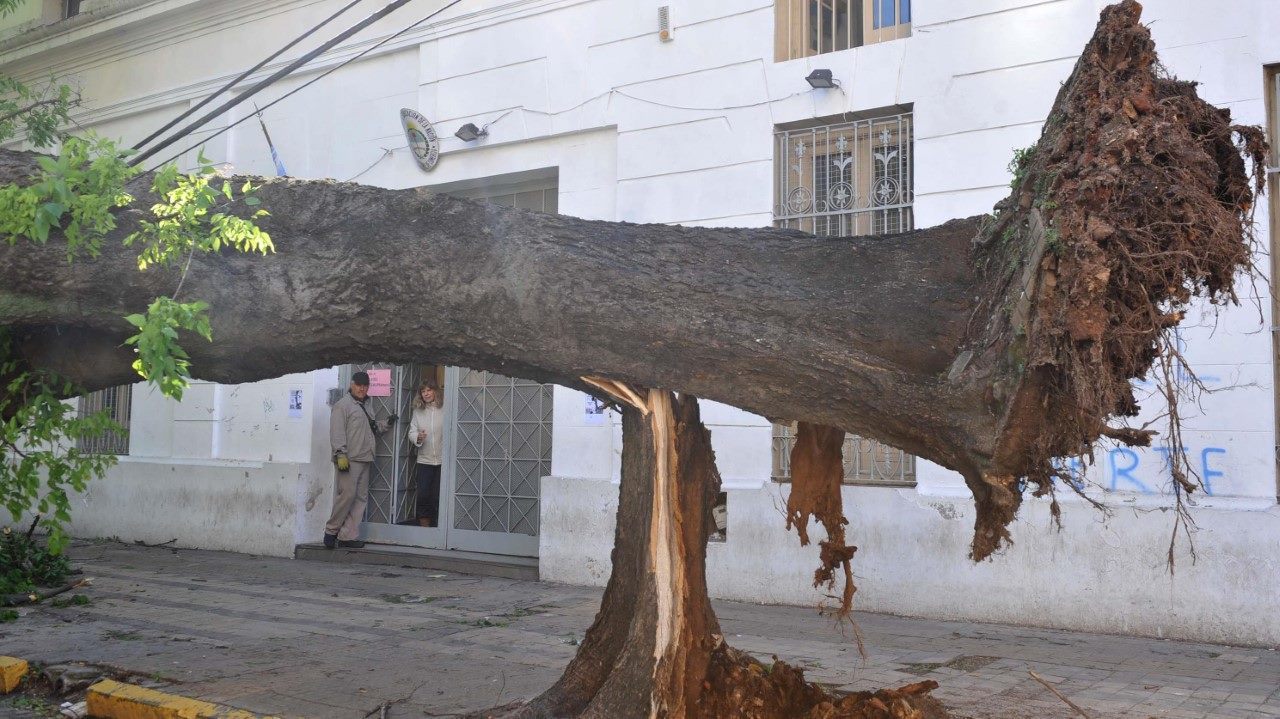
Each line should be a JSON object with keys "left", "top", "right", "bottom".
{"left": 0, "top": 1, "right": 1266, "bottom": 716}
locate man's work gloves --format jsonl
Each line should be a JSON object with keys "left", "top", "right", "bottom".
{"left": 336, "top": 454, "right": 350, "bottom": 472}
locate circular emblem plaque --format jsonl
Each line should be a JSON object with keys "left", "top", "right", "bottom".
{"left": 400, "top": 108, "right": 440, "bottom": 172}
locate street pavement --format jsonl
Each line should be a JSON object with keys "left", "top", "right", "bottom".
{"left": 0, "top": 541, "right": 1276, "bottom": 718}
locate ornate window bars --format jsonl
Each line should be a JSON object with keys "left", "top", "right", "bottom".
{"left": 772, "top": 111, "right": 915, "bottom": 485}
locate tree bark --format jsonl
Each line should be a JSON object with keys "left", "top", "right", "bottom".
{"left": 482, "top": 389, "right": 942, "bottom": 719}
{"left": 0, "top": 0, "right": 1264, "bottom": 558}
{"left": 0, "top": 169, "right": 983, "bottom": 471}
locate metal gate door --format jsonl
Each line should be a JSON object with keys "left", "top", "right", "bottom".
{"left": 443, "top": 367, "right": 551, "bottom": 556}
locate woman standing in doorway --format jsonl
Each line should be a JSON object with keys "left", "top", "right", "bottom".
{"left": 408, "top": 382, "right": 444, "bottom": 527}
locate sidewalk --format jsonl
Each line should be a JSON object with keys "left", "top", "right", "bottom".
{"left": 1, "top": 541, "right": 1276, "bottom": 718}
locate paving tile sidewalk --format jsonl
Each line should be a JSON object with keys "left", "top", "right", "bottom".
{"left": 1, "top": 542, "right": 1276, "bottom": 718}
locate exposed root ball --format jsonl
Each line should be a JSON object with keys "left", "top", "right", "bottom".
{"left": 699, "top": 644, "right": 947, "bottom": 719}
{"left": 961, "top": 0, "right": 1267, "bottom": 559}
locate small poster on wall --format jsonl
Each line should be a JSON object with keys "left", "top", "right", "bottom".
{"left": 368, "top": 369, "right": 392, "bottom": 397}
{"left": 584, "top": 394, "right": 607, "bottom": 425}
{"left": 288, "top": 389, "right": 304, "bottom": 419}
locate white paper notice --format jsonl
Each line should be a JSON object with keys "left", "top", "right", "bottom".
{"left": 584, "top": 394, "right": 606, "bottom": 425}
{"left": 288, "top": 389, "right": 304, "bottom": 419}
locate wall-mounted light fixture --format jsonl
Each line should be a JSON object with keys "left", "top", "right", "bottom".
{"left": 454, "top": 122, "right": 488, "bottom": 142}
{"left": 805, "top": 69, "right": 839, "bottom": 89}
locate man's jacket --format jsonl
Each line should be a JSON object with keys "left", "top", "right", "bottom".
{"left": 330, "top": 393, "right": 387, "bottom": 462}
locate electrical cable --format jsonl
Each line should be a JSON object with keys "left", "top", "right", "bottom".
{"left": 337, "top": 87, "right": 815, "bottom": 183}
{"left": 147, "top": 0, "right": 465, "bottom": 172}
{"left": 132, "top": 0, "right": 368, "bottom": 152}
{"left": 131, "top": 0, "right": 422, "bottom": 167}
{"left": 344, "top": 146, "right": 396, "bottom": 182}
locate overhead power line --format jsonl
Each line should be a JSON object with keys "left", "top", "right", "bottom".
{"left": 132, "top": 0, "right": 368, "bottom": 152}
{"left": 130, "top": 0, "right": 421, "bottom": 167}
{"left": 147, "top": 0, "right": 465, "bottom": 173}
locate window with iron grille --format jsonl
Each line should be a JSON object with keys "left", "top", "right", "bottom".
{"left": 772, "top": 111, "right": 914, "bottom": 485}
{"left": 77, "top": 386, "right": 131, "bottom": 455}
{"left": 774, "top": 112, "right": 913, "bottom": 237}
{"left": 770, "top": 422, "right": 915, "bottom": 485}
{"left": 775, "top": 0, "right": 911, "bottom": 62}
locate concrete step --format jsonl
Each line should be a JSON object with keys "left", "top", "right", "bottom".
{"left": 294, "top": 542, "right": 539, "bottom": 581}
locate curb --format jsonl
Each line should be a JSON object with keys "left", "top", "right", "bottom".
{"left": 86, "top": 678, "right": 279, "bottom": 719}
{"left": 0, "top": 656, "right": 28, "bottom": 693}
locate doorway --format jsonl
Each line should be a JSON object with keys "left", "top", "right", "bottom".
{"left": 342, "top": 364, "right": 553, "bottom": 558}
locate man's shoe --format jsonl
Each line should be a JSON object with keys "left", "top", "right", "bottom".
{"left": 337, "top": 540, "right": 366, "bottom": 548}
{"left": 322, "top": 533, "right": 337, "bottom": 549}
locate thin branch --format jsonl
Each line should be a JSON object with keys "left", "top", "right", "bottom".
{"left": 0, "top": 97, "right": 64, "bottom": 125}
{"left": 1029, "top": 669, "right": 1093, "bottom": 719}
{"left": 1, "top": 577, "right": 91, "bottom": 607}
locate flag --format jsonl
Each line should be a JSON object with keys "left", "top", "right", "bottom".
{"left": 254, "top": 103, "right": 288, "bottom": 177}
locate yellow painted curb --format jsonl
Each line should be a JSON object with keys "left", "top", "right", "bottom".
{"left": 0, "top": 656, "right": 28, "bottom": 693}
{"left": 87, "top": 679, "right": 279, "bottom": 719}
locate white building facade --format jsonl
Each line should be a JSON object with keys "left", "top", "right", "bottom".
{"left": 2, "top": 0, "right": 1278, "bottom": 647}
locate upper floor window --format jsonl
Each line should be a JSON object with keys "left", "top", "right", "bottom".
{"left": 775, "top": 0, "right": 911, "bottom": 62}
{"left": 64, "top": 0, "right": 81, "bottom": 18}
{"left": 774, "top": 111, "right": 913, "bottom": 237}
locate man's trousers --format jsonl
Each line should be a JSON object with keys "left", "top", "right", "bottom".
{"left": 325, "top": 460, "right": 370, "bottom": 541}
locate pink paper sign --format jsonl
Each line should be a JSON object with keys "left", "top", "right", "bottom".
{"left": 367, "top": 369, "right": 392, "bottom": 397}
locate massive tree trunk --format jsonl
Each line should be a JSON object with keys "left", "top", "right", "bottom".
{"left": 0, "top": 2, "right": 1269, "bottom": 714}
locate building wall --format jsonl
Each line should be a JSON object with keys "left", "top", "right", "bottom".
{"left": 2, "top": 0, "right": 1275, "bottom": 642}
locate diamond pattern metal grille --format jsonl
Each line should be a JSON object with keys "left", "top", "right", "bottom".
{"left": 452, "top": 370, "right": 552, "bottom": 536}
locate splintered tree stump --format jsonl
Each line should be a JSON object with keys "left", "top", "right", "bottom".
{"left": 480, "top": 390, "right": 944, "bottom": 719}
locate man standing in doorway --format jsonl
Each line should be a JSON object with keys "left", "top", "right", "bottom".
{"left": 324, "top": 371, "right": 396, "bottom": 549}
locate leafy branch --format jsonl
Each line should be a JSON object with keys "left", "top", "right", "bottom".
{"left": 123, "top": 298, "right": 211, "bottom": 401}
{"left": 0, "top": 135, "right": 135, "bottom": 258}
{"left": 0, "top": 331, "right": 121, "bottom": 552}
{"left": 0, "top": 123, "right": 274, "bottom": 552}
{"left": 125, "top": 151, "right": 272, "bottom": 271}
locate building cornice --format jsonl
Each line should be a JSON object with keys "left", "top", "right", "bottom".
{"left": 0, "top": 0, "right": 341, "bottom": 77}
{"left": 44, "top": 0, "right": 587, "bottom": 133}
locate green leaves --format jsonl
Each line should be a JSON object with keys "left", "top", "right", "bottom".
{"left": 0, "top": 333, "right": 121, "bottom": 554}
{"left": 0, "top": 103, "right": 272, "bottom": 550}
{"left": 0, "top": 74, "right": 77, "bottom": 150}
{"left": 0, "top": 525, "right": 72, "bottom": 594}
{"left": 0, "top": 135, "right": 136, "bottom": 259}
{"left": 123, "top": 298, "right": 212, "bottom": 401}
{"left": 124, "top": 151, "right": 273, "bottom": 270}
{"left": 119, "top": 154, "right": 273, "bottom": 400}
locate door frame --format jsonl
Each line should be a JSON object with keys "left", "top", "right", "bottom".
{"left": 355, "top": 364, "right": 542, "bottom": 557}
